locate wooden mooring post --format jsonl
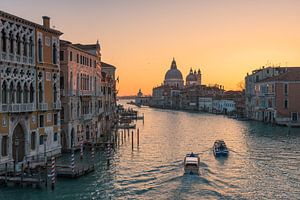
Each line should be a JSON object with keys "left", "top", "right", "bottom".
{"left": 137, "top": 128, "right": 140, "bottom": 146}
{"left": 131, "top": 131, "right": 134, "bottom": 150}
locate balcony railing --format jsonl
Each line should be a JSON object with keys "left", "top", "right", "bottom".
{"left": 38, "top": 103, "right": 48, "bottom": 111}
{"left": 0, "top": 52, "right": 34, "bottom": 65}
{"left": 83, "top": 114, "right": 93, "bottom": 121}
{"left": 1, "top": 103, "right": 35, "bottom": 113}
{"left": 53, "top": 101, "right": 61, "bottom": 110}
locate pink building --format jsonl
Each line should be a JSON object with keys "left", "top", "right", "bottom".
{"left": 254, "top": 69, "right": 300, "bottom": 126}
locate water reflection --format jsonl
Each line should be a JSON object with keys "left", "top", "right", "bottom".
{"left": 1, "top": 101, "right": 300, "bottom": 200}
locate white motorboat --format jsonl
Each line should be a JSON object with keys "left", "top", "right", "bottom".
{"left": 184, "top": 153, "right": 200, "bottom": 175}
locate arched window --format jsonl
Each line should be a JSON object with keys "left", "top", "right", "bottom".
{"left": 29, "top": 37, "right": 33, "bottom": 58}
{"left": 53, "top": 83, "right": 57, "bottom": 103}
{"left": 23, "top": 35, "right": 27, "bottom": 56}
{"left": 1, "top": 29, "right": 6, "bottom": 52}
{"left": 16, "top": 82, "right": 22, "bottom": 103}
{"left": 30, "top": 83, "right": 34, "bottom": 103}
{"left": 23, "top": 82, "right": 28, "bottom": 103}
{"left": 16, "top": 33, "right": 21, "bottom": 55}
{"left": 38, "top": 38, "right": 42, "bottom": 62}
{"left": 38, "top": 82, "right": 43, "bottom": 103}
{"left": 52, "top": 43, "right": 57, "bottom": 64}
{"left": 2, "top": 81, "right": 7, "bottom": 104}
{"left": 9, "top": 82, "right": 15, "bottom": 103}
{"left": 9, "top": 31, "right": 14, "bottom": 54}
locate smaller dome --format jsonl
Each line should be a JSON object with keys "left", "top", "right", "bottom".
{"left": 186, "top": 73, "right": 197, "bottom": 82}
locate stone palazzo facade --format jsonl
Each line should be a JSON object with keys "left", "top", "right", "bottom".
{"left": 0, "top": 11, "right": 63, "bottom": 165}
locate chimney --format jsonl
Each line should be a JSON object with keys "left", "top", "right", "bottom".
{"left": 42, "top": 16, "right": 50, "bottom": 28}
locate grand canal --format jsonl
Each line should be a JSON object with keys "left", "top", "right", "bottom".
{"left": 1, "top": 101, "right": 300, "bottom": 200}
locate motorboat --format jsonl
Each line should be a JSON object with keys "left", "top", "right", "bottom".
{"left": 184, "top": 153, "right": 200, "bottom": 175}
{"left": 213, "top": 140, "right": 229, "bottom": 157}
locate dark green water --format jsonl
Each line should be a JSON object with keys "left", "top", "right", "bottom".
{"left": 1, "top": 101, "right": 300, "bottom": 199}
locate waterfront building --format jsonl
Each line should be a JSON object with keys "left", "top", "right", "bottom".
{"left": 254, "top": 69, "right": 300, "bottom": 126}
{"left": 101, "top": 62, "right": 117, "bottom": 135}
{"left": 0, "top": 11, "right": 63, "bottom": 165}
{"left": 198, "top": 97, "right": 213, "bottom": 112}
{"left": 245, "top": 66, "right": 290, "bottom": 119}
{"left": 212, "top": 99, "right": 236, "bottom": 114}
{"left": 59, "top": 40, "right": 103, "bottom": 150}
{"left": 135, "top": 89, "right": 150, "bottom": 105}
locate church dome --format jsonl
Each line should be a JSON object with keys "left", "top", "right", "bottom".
{"left": 186, "top": 69, "right": 197, "bottom": 82}
{"left": 164, "top": 59, "right": 183, "bottom": 80}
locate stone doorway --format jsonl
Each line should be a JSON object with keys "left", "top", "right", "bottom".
{"left": 12, "top": 124, "right": 25, "bottom": 163}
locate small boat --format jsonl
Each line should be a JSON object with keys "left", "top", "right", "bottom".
{"left": 184, "top": 153, "right": 200, "bottom": 175}
{"left": 213, "top": 140, "right": 229, "bottom": 157}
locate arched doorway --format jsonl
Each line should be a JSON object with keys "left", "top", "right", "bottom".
{"left": 61, "top": 130, "right": 67, "bottom": 151}
{"left": 12, "top": 124, "right": 25, "bottom": 163}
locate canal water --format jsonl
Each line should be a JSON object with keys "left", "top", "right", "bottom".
{"left": 1, "top": 100, "right": 300, "bottom": 200}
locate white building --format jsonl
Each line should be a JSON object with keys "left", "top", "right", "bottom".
{"left": 198, "top": 97, "right": 212, "bottom": 112}
{"left": 212, "top": 100, "right": 236, "bottom": 114}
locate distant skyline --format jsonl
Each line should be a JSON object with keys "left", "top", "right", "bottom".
{"left": 2, "top": 0, "right": 300, "bottom": 95}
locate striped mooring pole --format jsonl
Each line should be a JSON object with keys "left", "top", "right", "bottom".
{"left": 80, "top": 136, "right": 83, "bottom": 160}
{"left": 71, "top": 145, "right": 75, "bottom": 175}
{"left": 91, "top": 145, "right": 95, "bottom": 160}
{"left": 51, "top": 156, "right": 56, "bottom": 191}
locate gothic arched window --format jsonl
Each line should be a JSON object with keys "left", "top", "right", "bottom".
{"left": 16, "top": 33, "right": 21, "bottom": 55}
{"left": 2, "top": 81, "right": 7, "bottom": 104}
{"left": 9, "top": 82, "right": 15, "bottom": 103}
{"left": 29, "top": 37, "right": 33, "bottom": 57}
{"left": 38, "top": 82, "right": 43, "bottom": 103}
{"left": 38, "top": 38, "right": 42, "bottom": 62}
{"left": 30, "top": 83, "right": 34, "bottom": 103}
{"left": 16, "top": 82, "right": 22, "bottom": 103}
{"left": 23, "top": 82, "right": 28, "bottom": 103}
{"left": 9, "top": 31, "right": 14, "bottom": 54}
{"left": 23, "top": 35, "right": 27, "bottom": 56}
{"left": 52, "top": 43, "right": 57, "bottom": 64}
{"left": 1, "top": 29, "right": 6, "bottom": 52}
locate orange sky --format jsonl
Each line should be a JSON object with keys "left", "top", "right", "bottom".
{"left": 2, "top": 0, "right": 300, "bottom": 95}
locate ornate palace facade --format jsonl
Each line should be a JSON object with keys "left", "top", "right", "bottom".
{"left": 0, "top": 11, "right": 63, "bottom": 165}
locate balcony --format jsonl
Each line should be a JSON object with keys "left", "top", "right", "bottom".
{"left": 38, "top": 103, "right": 48, "bottom": 111}
{"left": 79, "top": 90, "right": 93, "bottom": 96}
{"left": 0, "top": 52, "right": 34, "bottom": 66}
{"left": 53, "top": 101, "right": 61, "bottom": 110}
{"left": 1, "top": 103, "right": 35, "bottom": 113}
{"left": 83, "top": 114, "right": 93, "bottom": 121}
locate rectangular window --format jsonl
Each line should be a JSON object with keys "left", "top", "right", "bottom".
{"left": 54, "top": 113, "right": 58, "bottom": 125}
{"left": 47, "top": 113, "right": 52, "bottom": 123}
{"left": 39, "top": 135, "right": 44, "bottom": 145}
{"left": 39, "top": 115, "right": 44, "bottom": 127}
{"left": 284, "top": 99, "right": 288, "bottom": 109}
{"left": 284, "top": 84, "right": 288, "bottom": 95}
{"left": 31, "top": 132, "right": 36, "bottom": 150}
{"left": 54, "top": 132, "right": 58, "bottom": 142}
{"left": 60, "top": 50, "right": 64, "bottom": 61}
{"left": 1, "top": 136, "right": 8, "bottom": 156}
{"left": 70, "top": 51, "right": 73, "bottom": 61}
{"left": 292, "top": 113, "right": 298, "bottom": 122}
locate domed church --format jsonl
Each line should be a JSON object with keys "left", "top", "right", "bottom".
{"left": 164, "top": 58, "right": 184, "bottom": 88}
{"left": 186, "top": 68, "right": 201, "bottom": 86}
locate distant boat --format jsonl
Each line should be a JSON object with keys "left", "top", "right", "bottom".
{"left": 213, "top": 140, "right": 229, "bottom": 157}
{"left": 184, "top": 153, "right": 200, "bottom": 175}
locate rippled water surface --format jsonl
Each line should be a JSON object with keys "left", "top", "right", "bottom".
{"left": 1, "top": 101, "right": 300, "bottom": 199}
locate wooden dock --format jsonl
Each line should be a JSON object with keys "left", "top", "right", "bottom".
{"left": 56, "top": 163, "right": 95, "bottom": 178}
{"left": 0, "top": 175, "right": 44, "bottom": 188}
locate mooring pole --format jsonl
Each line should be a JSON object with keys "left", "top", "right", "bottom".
{"left": 51, "top": 156, "right": 56, "bottom": 191}
{"left": 80, "top": 136, "right": 83, "bottom": 160}
{"left": 131, "top": 131, "right": 134, "bottom": 150}
{"left": 5, "top": 163, "right": 7, "bottom": 186}
{"left": 137, "top": 128, "right": 140, "bottom": 146}
{"left": 71, "top": 144, "right": 75, "bottom": 176}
